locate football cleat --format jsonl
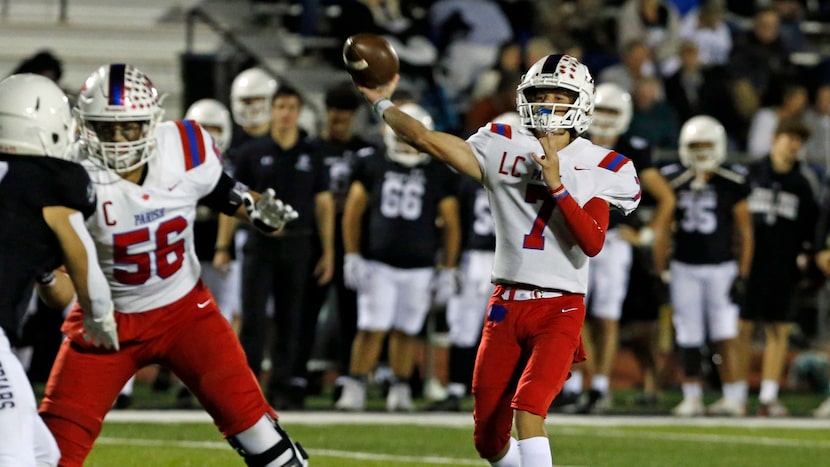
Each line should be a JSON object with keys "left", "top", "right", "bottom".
{"left": 812, "top": 397, "right": 830, "bottom": 418}
{"left": 672, "top": 397, "right": 704, "bottom": 417}
{"left": 706, "top": 397, "right": 745, "bottom": 417}
{"left": 386, "top": 382, "right": 414, "bottom": 412}
{"left": 334, "top": 377, "right": 366, "bottom": 411}
{"left": 756, "top": 400, "right": 789, "bottom": 417}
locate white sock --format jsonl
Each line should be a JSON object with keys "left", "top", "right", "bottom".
{"left": 591, "top": 375, "right": 610, "bottom": 394}
{"left": 681, "top": 382, "right": 702, "bottom": 400}
{"left": 721, "top": 382, "right": 744, "bottom": 403}
{"left": 759, "top": 380, "right": 779, "bottom": 404}
{"left": 489, "top": 437, "right": 520, "bottom": 467}
{"left": 733, "top": 380, "right": 748, "bottom": 404}
{"left": 518, "top": 436, "right": 552, "bottom": 467}
{"left": 233, "top": 416, "right": 296, "bottom": 467}
{"left": 563, "top": 370, "right": 582, "bottom": 394}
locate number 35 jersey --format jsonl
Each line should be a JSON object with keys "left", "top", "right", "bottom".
{"left": 467, "top": 124, "right": 641, "bottom": 294}
{"left": 661, "top": 162, "right": 750, "bottom": 265}
{"left": 81, "top": 120, "right": 224, "bottom": 312}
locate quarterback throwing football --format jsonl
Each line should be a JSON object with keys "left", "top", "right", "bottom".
{"left": 355, "top": 54, "right": 640, "bottom": 466}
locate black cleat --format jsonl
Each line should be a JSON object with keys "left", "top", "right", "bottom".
{"left": 114, "top": 394, "right": 132, "bottom": 409}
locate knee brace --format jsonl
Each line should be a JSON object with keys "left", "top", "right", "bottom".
{"left": 228, "top": 418, "right": 308, "bottom": 467}
{"left": 680, "top": 346, "right": 703, "bottom": 378}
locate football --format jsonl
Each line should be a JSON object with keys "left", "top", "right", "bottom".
{"left": 342, "top": 34, "right": 399, "bottom": 88}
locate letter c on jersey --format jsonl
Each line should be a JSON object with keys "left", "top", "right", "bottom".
{"left": 103, "top": 201, "right": 116, "bottom": 226}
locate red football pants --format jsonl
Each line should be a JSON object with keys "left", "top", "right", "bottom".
{"left": 39, "top": 281, "right": 274, "bottom": 467}
{"left": 472, "top": 288, "right": 586, "bottom": 459}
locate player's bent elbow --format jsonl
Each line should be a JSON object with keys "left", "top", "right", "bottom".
{"left": 581, "top": 238, "right": 605, "bottom": 257}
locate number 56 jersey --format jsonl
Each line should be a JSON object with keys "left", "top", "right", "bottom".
{"left": 81, "top": 120, "right": 224, "bottom": 313}
{"left": 467, "top": 124, "right": 641, "bottom": 294}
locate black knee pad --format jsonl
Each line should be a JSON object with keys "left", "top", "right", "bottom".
{"left": 228, "top": 418, "right": 308, "bottom": 467}
{"left": 680, "top": 346, "right": 703, "bottom": 378}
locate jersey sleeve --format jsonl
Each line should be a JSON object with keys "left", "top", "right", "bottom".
{"left": 173, "top": 120, "right": 225, "bottom": 197}
{"left": 53, "top": 160, "right": 97, "bottom": 219}
{"left": 595, "top": 158, "right": 642, "bottom": 215}
{"left": 466, "top": 125, "right": 501, "bottom": 182}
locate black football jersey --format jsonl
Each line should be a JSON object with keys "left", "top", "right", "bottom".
{"left": 0, "top": 154, "right": 96, "bottom": 342}
{"left": 457, "top": 176, "right": 495, "bottom": 251}
{"left": 661, "top": 163, "right": 751, "bottom": 264}
{"left": 746, "top": 158, "right": 819, "bottom": 285}
{"left": 352, "top": 153, "right": 458, "bottom": 268}
{"left": 606, "top": 135, "right": 654, "bottom": 229}
{"left": 318, "top": 137, "right": 378, "bottom": 214}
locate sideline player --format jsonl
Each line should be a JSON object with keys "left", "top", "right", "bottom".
{"left": 336, "top": 102, "right": 460, "bottom": 412}
{"left": 0, "top": 73, "right": 118, "bottom": 467}
{"left": 661, "top": 116, "right": 753, "bottom": 417}
{"left": 37, "top": 64, "right": 307, "bottom": 467}
{"left": 353, "top": 54, "right": 640, "bottom": 466}
{"left": 570, "top": 82, "right": 675, "bottom": 412}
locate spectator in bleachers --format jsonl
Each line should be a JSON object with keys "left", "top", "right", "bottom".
{"left": 470, "top": 40, "right": 523, "bottom": 101}
{"left": 679, "top": 0, "right": 732, "bottom": 67}
{"left": 618, "top": 0, "right": 683, "bottom": 75}
{"left": 535, "top": 0, "right": 617, "bottom": 60}
{"left": 524, "top": 35, "right": 557, "bottom": 70}
{"left": 771, "top": 0, "right": 807, "bottom": 51}
{"left": 464, "top": 70, "right": 521, "bottom": 136}
{"left": 727, "top": 6, "right": 797, "bottom": 146}
{"left": 599, "top": 38, "right": 661, "bottom": 95}
{"left": 746, "top": 84, "right": 808, "bottom": 160}
{"left": 629, "top": 76, "right": 679, "bottom": 149}
{"left": 430, "top": 0, "right": 513, "bottom": 112}
{"left": 663, "top": 40, "right": 732, "bottom": 124}
{"left": 803, "top": 84, "right": 830, "bottom": 174}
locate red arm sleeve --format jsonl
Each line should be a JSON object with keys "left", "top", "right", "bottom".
{"left": 550, "top": 186, "right": 609, "bottom": 257}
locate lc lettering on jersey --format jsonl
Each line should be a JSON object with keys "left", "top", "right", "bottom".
{"left": 134, "top": 208, "right": 165, "bottom": 226}
{"left": 497, "top": 152, "right": 526, "bottom": 178}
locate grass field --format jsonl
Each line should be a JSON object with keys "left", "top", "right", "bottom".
{"left": 90, "top": 411, "right": 830, "bottom": 467}
{"left": 37, "top": 380, "right": 829, "bottom": 466}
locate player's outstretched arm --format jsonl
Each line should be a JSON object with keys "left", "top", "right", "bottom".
{"left": 43, "top": 206, "right": 119, "bottom": 350}
{"left": 355, "top": 75, "right": 482, "bottom": 181}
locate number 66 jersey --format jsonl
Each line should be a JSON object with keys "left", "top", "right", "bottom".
{"left": 467, "top": 123, "right": 641, "bottom": 294}
{"left": 81, "top": 120, "right": 226, "bottom": 313}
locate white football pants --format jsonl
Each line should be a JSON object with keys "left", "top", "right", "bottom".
{"left": 587, "top": 229, "right": 633, "bottom": 320}
{"left": 670, "top": 261, "right": 739, "bottom": 346}
{"left": 357, "top": 261, "right": 433, "bottom": 335}
{"left": 446, "top": 250, "right": 494, "bottom": 347}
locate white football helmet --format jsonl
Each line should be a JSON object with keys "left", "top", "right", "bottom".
{"left": 384, "top": 103, "right": 433, "bottom": 167}
{"left": 230, "top": 68, "right": 277, "bottom": 127}
{"left": 591, "top": 83, "right": 632, "bottom": 138}
{"left": 76, "top": 64, "right": 164, "bottom": 173}
{"left": 185, "top": 98, "right": 231, "bottom": 153}
{"left": 516, "top": 54, "right": 595, "bottom": 134}
{"left": 0, "top": 73, "right": 72, "bottom": 158}
{"left": 679, "top": 115, "right": 726, "bottom": 173}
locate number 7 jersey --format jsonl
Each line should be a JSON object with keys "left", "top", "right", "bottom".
{"left": 467, "top": 123, "right": 641, "bottom": 293}
{"left": 81, "top": 120, "right": 224, "bottom": 312}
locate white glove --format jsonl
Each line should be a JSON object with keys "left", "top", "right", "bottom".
{"left": 83, "top": 302, "right": 119, "bottom": 351}
{"left": 432, "top": 267, "right": 461, "bottom": 307}
{"left": 344, "top": 253, "right": 369, "bottom": 291}
{"left": 243, "top": 188, "right": 299, "bottom": 233}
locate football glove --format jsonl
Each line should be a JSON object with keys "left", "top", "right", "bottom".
{"left": 729, "top": 276, "right": 747, "bottom": 305}
{"left": 83, "top": 301, "right": 119, "bottom": 351}
{"left": 344, "top": 253, "right": 369, "bottom": 291}
{"left": 432, "top": 267, "right": 461, "bottom": 307}
{"left": 243, "top": 188, "right": 299, "bottom": 234}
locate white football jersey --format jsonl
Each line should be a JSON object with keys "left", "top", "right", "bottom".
{"left": 467, "top": 123, "right": 641, "bottom": 293}
{"left": 81, "top": 120, "right": 224, "bottom": 312}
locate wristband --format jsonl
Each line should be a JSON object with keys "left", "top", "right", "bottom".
{"left": 372, "top": 98, "right": 394, "bottom": 119}
{"left": 214, "top": 245, "right": 230, "bottom": 253}
{"left": 549, "top": 185, "right": 568, "bottom": 200}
